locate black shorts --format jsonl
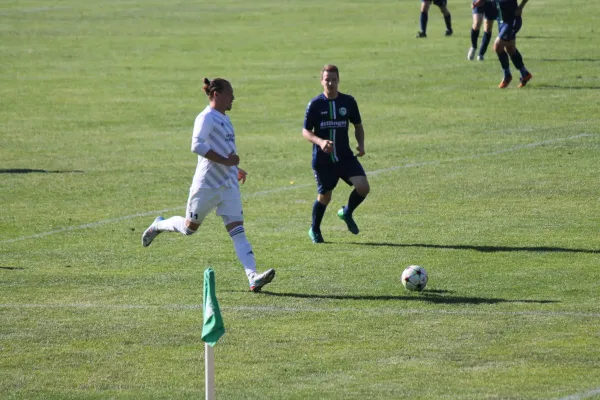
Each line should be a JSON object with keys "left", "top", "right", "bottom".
{"left": 472, "top": 1, "right": 498, "bottom": 20}
{"left": 498, "top": 19, "right": 516, "bottom": 41}
{"left": 423, "top": 0, "right": 447, "bottom": 7}
{"left": 313, "top": 158, "right": 366, "bottom": 194}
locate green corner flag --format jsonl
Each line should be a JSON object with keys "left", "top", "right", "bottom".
{"left": 202, "top": 268, "right": 225, "bottom": 347}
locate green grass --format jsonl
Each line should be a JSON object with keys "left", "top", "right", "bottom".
{"left": 1, "top": 0, "right": 600, "bottom": 399}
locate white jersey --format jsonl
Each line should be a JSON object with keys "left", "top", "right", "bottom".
{"left": 190, "top": 106, "right": 238, "bottom": 189}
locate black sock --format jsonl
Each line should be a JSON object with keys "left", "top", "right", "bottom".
{"left": 311, "top": 200, "right": 327, "bottom": 232}
{"left": 345, "top": 189, "right": 366, "bottom": 216}
{"left": 471, "top": 28, "right": 480, "bottom": 48}
{"left": 509, "top": 49, "right": 525, "bottom": 71}
{"left": 497, "top": 51, "right": 510, "bottom": 71}
{"left": 444, "top": 13, "right": 452, "bottom": 31}
{"left": 420, "top": 12, "right": 428, "bottom": 33}
{"left": 480, "top": 31, "right": 492, "bottom": 56}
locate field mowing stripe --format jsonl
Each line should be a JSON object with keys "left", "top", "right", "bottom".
{"left": 0, "top": 7, "right": 71, "bottom": 15}
{"left": 369, "top": 133, "right": 595, "bottom": 176}
{"left": 557, "top": 387, "right": 600, "bottom": 400}
{"left": 0, "top": 303, "right": 599, "bottom": 319}
{"left": 0, "top": 133, "right": 595, "bottom": 245}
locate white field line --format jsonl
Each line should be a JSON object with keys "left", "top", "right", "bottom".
{"left": 0, "top": 133, "right": 595, "bottom": 246}
{"left": 0, "top": 208, "right": 178, "bottom": 245}
{"left": 0, "top": 303, "right": 599, "bottom": 319}
{"left": 557, "top": 387, "right": 600, "bottom": 400}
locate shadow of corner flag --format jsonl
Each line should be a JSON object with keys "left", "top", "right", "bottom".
{"left": 202, "top": 268, "right": 225, "bottom": 347}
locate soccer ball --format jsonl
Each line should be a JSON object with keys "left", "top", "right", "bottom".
{"left": 401, "top": 265, "right": 428, "bottom": 292}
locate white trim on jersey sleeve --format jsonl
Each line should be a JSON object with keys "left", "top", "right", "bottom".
{"left": 191, "top": 112, "right": 213, "bottom": 156}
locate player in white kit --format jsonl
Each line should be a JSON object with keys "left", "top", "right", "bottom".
{"left": 142, "top": 77, "right": 275, "bottom": 292}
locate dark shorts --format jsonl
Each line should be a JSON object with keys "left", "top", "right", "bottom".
{"left": 422, "top": 0, "right": 447, "bottom": 7}
{"left": 497, "top": 2, "right": 517, "bottom": 41}
{"left": 313, "top": 158, "right": 366, "bottom": 194}
{"left": 498, "top": 20, "right": 516, "bottom": 41}
{"left": 472, "top": 1, "right": 498, "bottom": 20}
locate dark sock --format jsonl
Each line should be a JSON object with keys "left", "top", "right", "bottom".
{"left": 444, "top": 13, "right": 452, "bottom": 31}
{"left": 497, "top": 51, "right": 511, "bottom": 77}
{"left": 471, "top": 28, "right": 480, "bottom": 48}
{"left": 509, "top": 49, "right": 529, "bottom": 76}
{"left": 480, "top": 31, "right": 492, "bottom": 56}
{"left": 345, "top": 189, "right": 366, "bottom": 216}
{"left": 311, "top": 200, "right": 327, "bottom": 232}
{"left": 420, "top": 12, "right": 428, "bottom": 33}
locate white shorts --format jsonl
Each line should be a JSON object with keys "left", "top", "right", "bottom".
{"left": 186, "top": 186, "right": 243, "bottom": 224}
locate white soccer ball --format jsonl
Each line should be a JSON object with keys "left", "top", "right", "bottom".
{"left": 401, "top": 265, "right": 428, "bottom": 292}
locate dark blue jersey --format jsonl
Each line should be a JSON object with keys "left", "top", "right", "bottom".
{"left": 303, "top": 92, "right": 362, "bottom": 166}
{"left": 495, "top": 0, "right": 518, "bottom": 22}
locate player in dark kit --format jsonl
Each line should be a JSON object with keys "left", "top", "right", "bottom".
{"left": 302, "top": 64, "right": 371, "bottom": 244}
{"left": 478, "top": 0, "right": 532, "bottom": 88}
{"left": 467, "top": 0, "right": 498, "bottom": 61}
{"left": 416, "top": 0, "right": 453, "bottom": 38}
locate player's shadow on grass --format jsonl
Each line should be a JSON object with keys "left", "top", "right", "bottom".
{"left": 262, "top": 291, "right": 557, "bottom": 305}
{"left": 0, "top": 266, "right": 24, "bottom": 270}
{"left": 0, "top": 168, "right": 84, "bottom": 174}
{"left": 348, "top": 242, "right": 600, "bottom": 254}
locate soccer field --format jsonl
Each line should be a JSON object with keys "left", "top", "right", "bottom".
{"left": 1, "top": 1, "right": 599, "bottom": 399}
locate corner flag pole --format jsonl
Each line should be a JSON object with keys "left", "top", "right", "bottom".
{"left": 205, "top": 343, "right": 215, "bottom": 400}
{"left": 202, "top": 268, "right": 225, "bottom": 400}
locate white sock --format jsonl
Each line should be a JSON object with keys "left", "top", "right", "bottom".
{"left": 156, "top": 216, "right": 195, "bottom": 235}
{"left": 228, "top": 225, "right": 257, "bottom": 280}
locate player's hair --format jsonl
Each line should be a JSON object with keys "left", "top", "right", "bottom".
{"left": 321, "top": 64, "right": 339, "bottom": 79}
{"left": 202, "top": 77, "right": 231, "bottom": 99}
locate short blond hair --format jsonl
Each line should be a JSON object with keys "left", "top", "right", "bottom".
{"left": 321, "top": 64, "right": 339, "bottom": 79}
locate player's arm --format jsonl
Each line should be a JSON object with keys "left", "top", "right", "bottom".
{"left": 515, "top": 0, "right": 528, "bottom": 16}
{"left": 302, "top": 128, "right": 333, "bottom": 153}
{"left": 203, "top": 150, "right": 239, "bottom": 167}
{"left": 237, "top": 167, "right": 247, "bottom": 184}
{"left": 191, "top": 115, "right": 239, "bottom": 166}
{"left": 350, "top": 97, "right": 365, "bottom": 156}
{"left": 302, "top": 101, "right": 333, "bottom": 153}
{"left": 353, "top": 123, "right": 365, "bottom": 157}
